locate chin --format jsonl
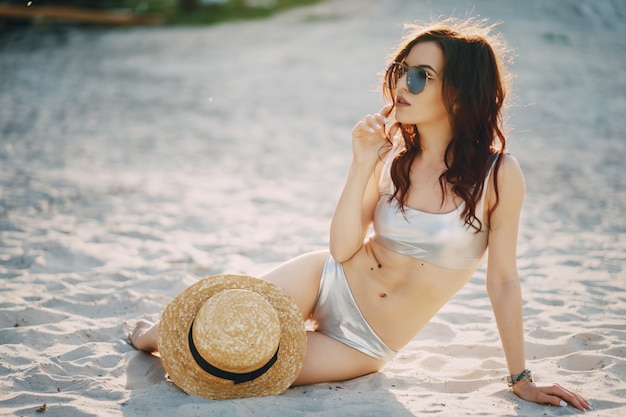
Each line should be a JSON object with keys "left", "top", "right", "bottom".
{"left": 394, "top": 114, "right": 417, "bottom": 125}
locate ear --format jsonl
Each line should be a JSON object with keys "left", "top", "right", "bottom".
{"left": 451, "top": 94, "right": 461, "bottom": 113}
{"left": 446, "top": 87, "right": 461, "bottom": 114}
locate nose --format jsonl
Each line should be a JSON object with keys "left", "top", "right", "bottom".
{"left": 396, "top": 72, "right": 409, "bottom": 92}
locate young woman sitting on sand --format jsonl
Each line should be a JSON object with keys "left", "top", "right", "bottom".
{"left": 130, "top": 17, "right": 590, "bottom": 411}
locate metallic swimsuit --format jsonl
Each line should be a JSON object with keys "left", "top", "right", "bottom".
{"left": 374, "top": 151, "right": 499, "bottom": 270}
{"left": 310, "top": 255, "right": 397, "bottom": 362}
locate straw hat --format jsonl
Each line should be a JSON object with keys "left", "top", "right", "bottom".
{"left": 158, "top": 274, "right": 307, "bottom": 400}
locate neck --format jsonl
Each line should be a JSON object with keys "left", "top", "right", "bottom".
{"left": 416, "top": 123, "right": 453, "bottom": 164}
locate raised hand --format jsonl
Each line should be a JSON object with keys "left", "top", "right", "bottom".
{"left": 351, "top": 104, "right": 397, "bottom": 167}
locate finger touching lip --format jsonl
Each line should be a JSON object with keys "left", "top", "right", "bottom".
{"left": 380, "top": 103, "right": 394, "bottom": 114}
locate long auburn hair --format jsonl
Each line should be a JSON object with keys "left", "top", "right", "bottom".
{"left": 382, "top": 18, "right": 512, "bottom": 230}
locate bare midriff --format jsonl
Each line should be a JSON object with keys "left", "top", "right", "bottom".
{"left": 342, "top": 235, "right": 477, "bottom": 351}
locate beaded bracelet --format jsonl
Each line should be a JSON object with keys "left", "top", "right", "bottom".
{"left": 507, "top": 369, "right": 533, "bottom": 387}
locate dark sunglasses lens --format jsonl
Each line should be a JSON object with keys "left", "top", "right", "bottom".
{"left": 407, "top": 66, "right": 427, "bottom": 94}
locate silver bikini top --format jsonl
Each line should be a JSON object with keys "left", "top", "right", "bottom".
{"left": 373, "top": 144, "right": 499, "bottom": 270}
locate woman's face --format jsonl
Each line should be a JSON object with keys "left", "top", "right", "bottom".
{"left": 393, "top": 41, "right": 448, "bottom": 127}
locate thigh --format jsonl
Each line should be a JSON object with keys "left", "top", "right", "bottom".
{"left": 260, "top": 250, "right": 328, "bottom": 320}
{"left": 292, "top": 331, "right": 386, "bottom": 386}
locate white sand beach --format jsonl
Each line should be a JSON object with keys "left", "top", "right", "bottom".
{"left": 1, "top": 0, "right": 625, "bottom": 415}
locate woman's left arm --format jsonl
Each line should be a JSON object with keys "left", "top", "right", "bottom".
{"left": 485, "top": 155, "right": 591, "bottom": 412}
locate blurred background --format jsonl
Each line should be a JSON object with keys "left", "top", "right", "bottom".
{"left": 0, "top": 0, "right": 322, "bottom": 26}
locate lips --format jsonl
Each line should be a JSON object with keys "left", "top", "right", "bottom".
{"left": 396, "top": 95, "right": 410, "bottom": 106}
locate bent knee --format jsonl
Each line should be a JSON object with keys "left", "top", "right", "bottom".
{"left": 260, "top": 251, "right": 328, "bottom": 318}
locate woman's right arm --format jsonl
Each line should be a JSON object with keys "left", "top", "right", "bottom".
{"left": 329, "top": 105, "right": 393, "bottom": 262}
{"left": 329, "top": 160, "right": 380, "bottom": 262}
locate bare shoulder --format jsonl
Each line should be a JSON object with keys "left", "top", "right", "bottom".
{"left": 497, "top": 153, "right": 524, "bottom": 183}
{"left": 493, "top": 153, "right": 525, "bottom": 195}
{"left": 487, "top": 153, "right": 525, "bottom": 218}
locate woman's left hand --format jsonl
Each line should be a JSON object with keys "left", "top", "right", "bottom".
{"left": 512, "top": 380, "right": 592, "bottom": 412}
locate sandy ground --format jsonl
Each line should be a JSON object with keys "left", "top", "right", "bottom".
{"left": 1, "top": 0, "right": 625, "bottom": 416}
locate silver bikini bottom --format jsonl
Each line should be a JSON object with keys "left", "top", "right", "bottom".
{"left": 310, "top": 255, "right": 397, "bottom": 362}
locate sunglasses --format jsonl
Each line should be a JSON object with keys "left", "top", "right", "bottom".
{"left": 386, "top": 62, "right": 436, "bottom": 95}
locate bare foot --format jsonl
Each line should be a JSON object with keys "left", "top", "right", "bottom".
{"left": 128, "top": 319, "right": 160, "bottom": 353}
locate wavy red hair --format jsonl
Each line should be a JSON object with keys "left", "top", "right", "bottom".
{"left": 382, "top": 18, "right": 512, "bottom": 230}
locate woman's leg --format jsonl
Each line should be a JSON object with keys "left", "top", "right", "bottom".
{"left": 259, "top": 250, "right": 328, "bottom": 320}
{"left": 129, "top": 320, "right": 386, "bottom": 386}
{"left": 129, "top": 250, "right": 384, "bottom": 385}
{"left": 293, "top": 331, "right": 386, "bottom": 386}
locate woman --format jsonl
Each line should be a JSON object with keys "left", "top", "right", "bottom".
{"left": 130, "top": 18, "right": 590, "bottom": 411}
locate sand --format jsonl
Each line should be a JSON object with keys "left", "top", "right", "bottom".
{"left": 1, "top": 0, "right": 625, "bottom": 415}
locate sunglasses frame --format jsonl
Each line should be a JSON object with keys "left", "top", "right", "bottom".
{"left": 386, "top": 61, "right": 437, "bottom": 95}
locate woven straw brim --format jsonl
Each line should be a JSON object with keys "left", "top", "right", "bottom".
{"left": 158, "top": 274, "right": 307, "bottom": 400}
